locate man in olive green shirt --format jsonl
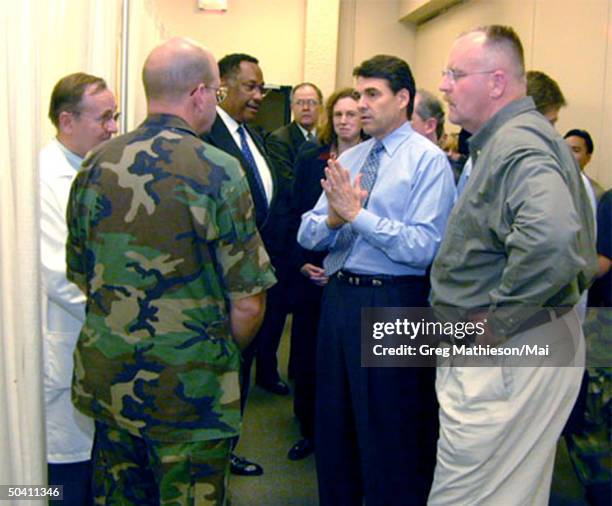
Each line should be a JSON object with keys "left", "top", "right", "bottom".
{"left": 429, "top": 25, "right": 597, "bottom": 505}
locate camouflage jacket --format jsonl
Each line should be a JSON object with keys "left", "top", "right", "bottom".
{"left": 66, "top": 114, "right": 276, "bottom": 442}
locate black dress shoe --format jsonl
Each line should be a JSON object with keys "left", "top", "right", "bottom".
{"left": 257, "top": 379, "right": 290, "bottom": 396}
{"left": 230, "top": 454, "right": 263, "bottom": 476}
{"left": 287, "top": 438, "right": 314, "bottom": 461}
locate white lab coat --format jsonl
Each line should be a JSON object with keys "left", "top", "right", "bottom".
{"left": 39, "top": 139, "right": 94, "bottom": 463}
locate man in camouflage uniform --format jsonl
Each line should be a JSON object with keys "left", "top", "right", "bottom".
{"left": 66, "top": 37, "right": 276, "bottom": 505}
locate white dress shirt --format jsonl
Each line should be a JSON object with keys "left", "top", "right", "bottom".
{"left": 216, "top": 106, "right": 273, "bottom": 204}
{"left": 297, "top": 123, "right": 316, "bottom": 142}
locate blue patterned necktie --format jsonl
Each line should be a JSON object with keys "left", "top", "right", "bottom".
{"left": 324, "top": 141, "right": 385, "bottom": 275}
{"left": 237, "top": 125, "right": 268, "bottom": 210}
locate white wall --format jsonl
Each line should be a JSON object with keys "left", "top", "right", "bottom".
{"left": 412, "top": 0, "right": 611, "bottom": 188}
{"left": 145, "top": 0, "right": 610, "bottom": 188}
{"left": 152, "top": 0, "right": 306, "bottom": 87}
{"left": 337, "top": 0, "right": 417, "bottom": 87}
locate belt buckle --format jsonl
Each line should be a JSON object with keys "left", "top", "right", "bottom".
{"left": 372, "top": 278, "right": 383, "bottom": 287}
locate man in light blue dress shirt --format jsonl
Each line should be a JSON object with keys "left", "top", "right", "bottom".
{"left": 298, "top": 55, "right": 456, "bottom": 506}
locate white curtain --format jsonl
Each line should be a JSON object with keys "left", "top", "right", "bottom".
{"left": 0, "top": 0, "right": 121, "bottom": 490}
{"left": 125, "top": 0, "right": 168, "bottom": 130}
{"left": 0, "top": 0, "right": 45, "bottom": 490}
{"left": 39, "top": 0, "right": 123, "bottom": 145}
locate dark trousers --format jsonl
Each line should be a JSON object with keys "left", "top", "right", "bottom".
{"left": 315, "top": 275, "right": 438, "bottom": 506}
{"left": 291, "top": 282, "right": 323, "bottom": 440}
{"left": 254, "top": 280, "right": 291, "bottom": 386}
{"left": 232, "top": 269, "right": 290, "bottom": 453}
{"left": 48, "top": 460, "right": 93, "bottom": 506}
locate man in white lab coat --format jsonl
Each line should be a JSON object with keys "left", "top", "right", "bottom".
{"left": 39, "top": 72, "right": 118, "bottom": 505}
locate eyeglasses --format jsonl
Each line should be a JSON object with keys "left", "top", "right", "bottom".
{"left": 72, "top": 110, "right": 120, "bottom": 128}
{"left": 209, "top": 85, "right": 227, "bottom": 103}
{"left": 190, "top": 83, "right": 227, "bottom": 103}
{"left": 100, "top": 111, "right": 121, "bottom": 127}
{"left": 293, "top": 99, "right": 320, "bottom": 108}
{"left": 441, "top": 68, "right": 496, "bottom": 83}
{"left": 240, "top": 82, "right": 269, "bottom": 97}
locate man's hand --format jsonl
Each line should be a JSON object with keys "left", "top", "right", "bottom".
{"left": 325, "top": 199, "right": 345, "bottom": 229}
{"left": 300, "top": 263, "right": 329, "bottom": 286}
{"left": 322, "top": 157, "right": 367, "bottom": 224}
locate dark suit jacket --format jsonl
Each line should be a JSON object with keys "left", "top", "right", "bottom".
{"left": 266, "top": 121, "right": 308, "bottom": 182}
{"left": 288, "top": 142, "right": 329, "bottom": 305}
{"left": 202, "top": 116, "right": 292, "bottom": 263}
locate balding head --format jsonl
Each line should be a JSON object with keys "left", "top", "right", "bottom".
{"left": 142, "top": 38, "right": 220, "bottom": 134}
{"left": 471, "top": 25, "right": 525, "bottom": 79}
{"left": 440, "top": 25, "right": 526, "bottom": 133}
{"left": 143, "top": 37, "right": 215, "bottom": 103}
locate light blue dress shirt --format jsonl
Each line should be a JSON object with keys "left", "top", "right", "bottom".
{"left": 56, "top": 138, "right": 84, "bottom": 171}
{"left": 455, "top": 157, "right": 472, "bottom": 196}
{"left": 297, "top": 121, "right": 456, "bottom": 276}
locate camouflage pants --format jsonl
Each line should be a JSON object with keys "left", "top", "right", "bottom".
{"left": 571, "top": 309, "right": 612, "bottom": 503}
{"left": 92, "top": 421, "right": 231, "bottom": 505}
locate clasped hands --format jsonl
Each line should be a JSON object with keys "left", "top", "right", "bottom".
{"left": 300, "top": 263, "right": 328, "bottom": 286}
{"left": 322, "top": 155, "right": 368, "bottom": 229}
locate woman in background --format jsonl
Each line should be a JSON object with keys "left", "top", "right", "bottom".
{"left": 287, "top": 87, "right": 367, "bottom": 461}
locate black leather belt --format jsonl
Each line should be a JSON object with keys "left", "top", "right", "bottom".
{"left": 509, "top": 306, "right": 573, "bottom": 336}
{"left": 335, "top": 270, "right": 423, "bottom": 287}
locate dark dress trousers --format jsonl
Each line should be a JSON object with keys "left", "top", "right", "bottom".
{"left": 287, "top": 142, "right": 328, "bottom": 441}
{"left": 202, "top": 116, "right": 293, "bottom": 406}
{"left": 316, "top": 275, "right": 438, "bottom": 506}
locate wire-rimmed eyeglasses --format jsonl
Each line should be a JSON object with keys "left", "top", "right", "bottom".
{"left": 190, "top": 83, "right": 227, "bottom": 103}
{"left": 441, "top": 68, "right": 496, "bottom": 83}
{"left": 71, "top": 110, "right": 120, "bottom": 128}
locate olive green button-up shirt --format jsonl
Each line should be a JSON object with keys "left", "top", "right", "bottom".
{"left": 431, "top": 97, "right": 598, "bottom": 336}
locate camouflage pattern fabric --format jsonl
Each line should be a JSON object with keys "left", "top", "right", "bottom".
{"left": 92, "top": 420, "right": 231, "bottom": 505}
{"left": 566, "top": 308, "right": 612, "bottom": 502}
{"left": 66, "top": 113, "right": 276, "bottom": 443}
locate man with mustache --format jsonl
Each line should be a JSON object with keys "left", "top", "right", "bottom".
{"left": 429, "top": 25, "right": 598, "bottom": 505}
{"left": 202, "top": 53, "right": 292, "bottom": 476}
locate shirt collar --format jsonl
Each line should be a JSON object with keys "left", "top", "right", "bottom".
{"left": 54, "top": 138, "right": 83, "bottom": 171}
{"left": 468, "top": 97, "right": 536, "bottom": 158}
{"left": 377, "top": 120, "right": 414, "bottom": 157}
{"left": 217, "top": 106, "right": 241, "bottom": 133}
{"left": 296, "top": 123, "right": 316, "bottom": 140}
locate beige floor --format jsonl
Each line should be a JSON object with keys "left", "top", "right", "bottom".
{"left": 230, "top": 318, "right": 319, "bottom": 506}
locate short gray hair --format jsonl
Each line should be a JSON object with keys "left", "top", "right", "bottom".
{"left": 415, "top": 89, "right": 445, "bottom": 141}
